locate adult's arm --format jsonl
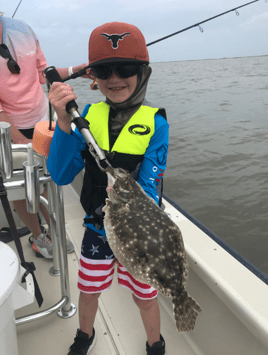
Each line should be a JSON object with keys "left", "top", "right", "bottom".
{"left": 33, "top": 27, "right": 91, "bottom": 83}
{"left": 56, "top": 64, "right": 92, "bottom": 81}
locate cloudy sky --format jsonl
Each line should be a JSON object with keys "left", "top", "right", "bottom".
{"left": 2, "top": 0, "right": 268, "bottom": 67}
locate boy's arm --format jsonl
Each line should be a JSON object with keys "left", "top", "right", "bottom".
{"left": 47, "top": 124, "right": 86, "bottom": 186}
{"left": 137, "top": 113, "right": 169, "bottom": 204}
{"left": 47, "top": 104, "right": 92, "bottom": 186}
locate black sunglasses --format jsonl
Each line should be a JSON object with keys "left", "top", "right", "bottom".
{"left": 0, "top": 44, "right": 20, "bottom": 74}
{"left": 92, "top": 63, "right": 142, "bottom": 80}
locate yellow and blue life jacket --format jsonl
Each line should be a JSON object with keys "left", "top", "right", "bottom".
{"left": 80, "top": 102, "right": 165, "bottom": 229}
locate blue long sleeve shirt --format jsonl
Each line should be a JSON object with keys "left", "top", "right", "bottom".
{"left": 47, "top": 104, "right": 169, "bottom": 235}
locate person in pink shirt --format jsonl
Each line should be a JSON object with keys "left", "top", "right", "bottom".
{"left": 0, "top": 14, "right": 91, "bottom": 258}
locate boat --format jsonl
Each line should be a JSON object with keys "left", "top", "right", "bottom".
{"left": 0, "top": 120, "right": 268, "bottom": 355}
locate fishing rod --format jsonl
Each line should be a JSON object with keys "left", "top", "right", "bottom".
{"left": 12, "top": 0, "right": 23, "bottom": 18}
{"left": 45, "top": 1, "right": 264, "bottom": 166}
{"left": 146, "top": 0, "right": 261, "bottom": 46}
{"left": 44, "top": 66, "right": 112, "bottom": 172}
{"left": 69, "top": 0, "right": 263, "bottom": 80}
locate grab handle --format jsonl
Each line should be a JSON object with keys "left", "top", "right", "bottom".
{"left": 23, "top": 144, "right": 40, "bottom": 213}
{"left": 0, "top": 122, "right": 13, "bottom": 179}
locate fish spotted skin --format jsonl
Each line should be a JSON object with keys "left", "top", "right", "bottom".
{"left": 103, "top": 167, "right": 202, "bottom": 332}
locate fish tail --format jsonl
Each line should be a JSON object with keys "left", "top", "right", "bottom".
{"left": 172, "top": 290, "right": 202, "bottom": 332}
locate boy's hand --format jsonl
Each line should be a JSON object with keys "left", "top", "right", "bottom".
{"left": 48, "top": 82, "right": 77, "bottom": 134}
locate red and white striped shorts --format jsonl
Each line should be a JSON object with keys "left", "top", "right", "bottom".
{"left": 78, "top": 255, "right": 158, "bottom": 300}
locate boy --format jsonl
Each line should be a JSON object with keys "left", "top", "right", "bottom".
{"left": 47, "top": 22, "right": 169, "bottom": 355}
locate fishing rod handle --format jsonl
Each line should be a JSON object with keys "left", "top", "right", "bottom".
{"left": 43, "top": 66, "right": 78, "bottom": 113}
{"left": 44, "top": 66, "right": 108, "bottom": 165}
{"left": 70, "top": 110, "right": 106, "bottom": 161}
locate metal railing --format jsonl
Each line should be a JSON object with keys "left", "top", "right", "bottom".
{"left": 0, "top": 122, "right": 76, "bottom": 324}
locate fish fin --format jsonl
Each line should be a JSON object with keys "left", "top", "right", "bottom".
{"left": 103, "top": 200, "right": 111, "bottom": 211}
{"left": 172, "top": 290, "right": 202, "bottom": 332}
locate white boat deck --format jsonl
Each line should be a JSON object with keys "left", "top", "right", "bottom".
{"left": 14, "top": 184, "right": 195, "bottom": 355}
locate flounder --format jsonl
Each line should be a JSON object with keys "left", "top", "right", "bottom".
{"left": 103, "top": 167, "right": 202, "bottom": 332}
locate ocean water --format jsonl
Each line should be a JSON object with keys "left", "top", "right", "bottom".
{"left": 55, "top": 56, "right": 268, "bottom": 276}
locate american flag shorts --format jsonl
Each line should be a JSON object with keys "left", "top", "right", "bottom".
{"left": 78, "top": 227, "right": 158, "bottom": 300}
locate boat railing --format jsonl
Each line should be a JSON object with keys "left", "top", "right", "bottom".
{"left": 0, "top": 122, "right": 76, "bottom": 325}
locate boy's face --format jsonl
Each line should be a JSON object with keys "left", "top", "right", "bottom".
{"left": 96, "top": 72, "right": 137, "bottom": 103}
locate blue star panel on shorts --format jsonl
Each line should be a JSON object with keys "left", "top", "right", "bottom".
{"left": 81, "top": 227, "right": 114, "bottom": 260}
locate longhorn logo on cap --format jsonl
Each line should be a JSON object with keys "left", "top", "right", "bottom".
{"left": 101, "top": 33, "right": 130, "bottom": 49}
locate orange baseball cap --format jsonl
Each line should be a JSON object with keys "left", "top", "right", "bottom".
{"left": 88, "top": 22, "right": 149, "bottom": 67}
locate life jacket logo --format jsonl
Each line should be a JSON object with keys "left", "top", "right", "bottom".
{"left": 128, "top": 125, "right": 151, "bottom": 136}
{"left": 101, "top": 33, "right": 130, "bottom": 49}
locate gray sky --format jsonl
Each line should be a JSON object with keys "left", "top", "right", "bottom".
{"left": 2, "top": 0, "right": 268, "bottom": 67}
